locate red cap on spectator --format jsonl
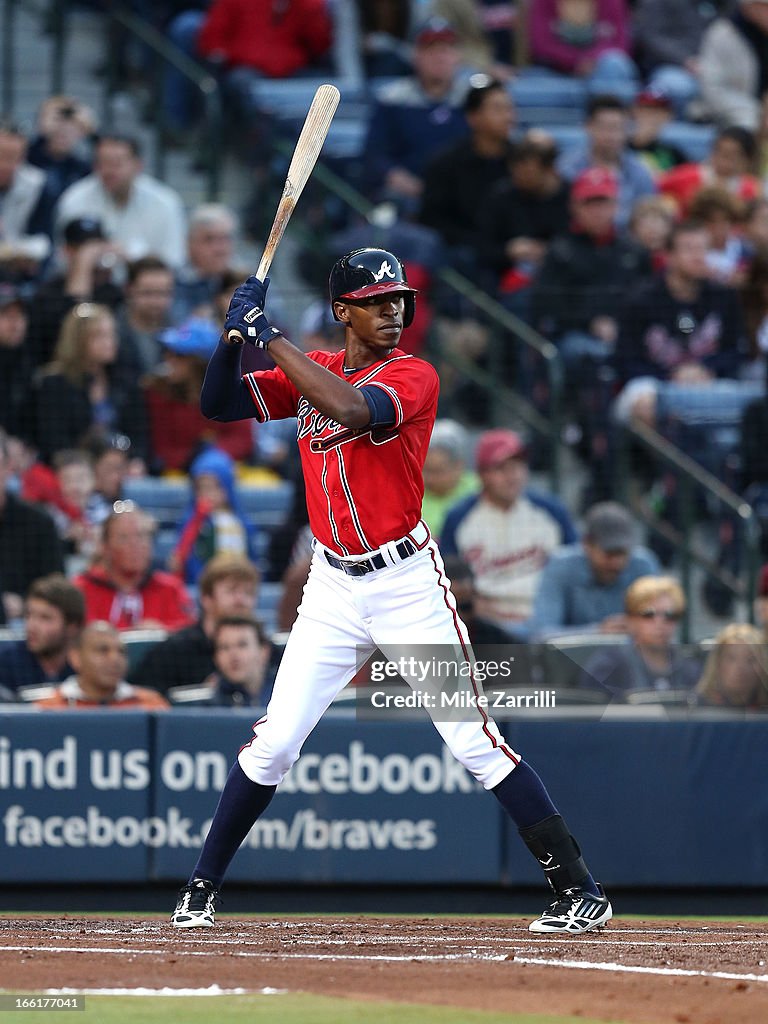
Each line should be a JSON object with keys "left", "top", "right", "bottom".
{"left": 475, "top": 429, "right": 527, "bottom": 470}
{"left": 572, "top": 167, "right": 619, "bottom": 202}
{"left": 634, "top": 87, "right": 672, "bottom": 110}
{"left": 414, "top": 17, "right": 459, "bottom": 47}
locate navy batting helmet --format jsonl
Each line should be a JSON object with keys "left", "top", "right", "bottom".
{"left": 329, "top": 248, "right": 417, "bottom": 327}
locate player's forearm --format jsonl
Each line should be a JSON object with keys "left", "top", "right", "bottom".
{"left": 268, "top": 336, "right": 370, "bottom": 428}
{"left": 200, "top": 339, "right": 257, "bottom": 421}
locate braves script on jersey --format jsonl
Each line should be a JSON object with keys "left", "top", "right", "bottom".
{"left": 244, "top": 348, "right": 438, "bottom": 555}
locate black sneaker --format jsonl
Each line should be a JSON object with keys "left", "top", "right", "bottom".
{"left": 529, "top": 883, "right": 612, "bottom": 933}
{"left": 171, "top": 878, "right": 219, "bottom": 929}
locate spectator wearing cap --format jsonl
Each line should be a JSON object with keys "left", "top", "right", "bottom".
{"left": 27, "top": 95, "right": 95, "bottom": 207}
{"left": 529, "top": 0, "right": 637, "bottom": 99}
{"left": 614, "top": 220, "right": 748, "bottom": 427}
{"left": 441, "top": 429, "right": 577, "bottom": 632}
{"left": 633, "top": 0, "right": 715, "bottom": 119}
{"left": 0, "top": 118, "right": 53, "bottom": 280}
{"left": 557, "top": 95, "right": 657, "bottom": 229}
{"left": 360, "top": 17, "right": 473, "bottom": 217}
{"left": 26, "top": 215, "right": 124, "bottom": 368}
{"left": 528, "top": 502, "right": 661, "bottom": 639}
{"left": 577, "top": 574, "right": 702, "bottom": 697}
{"left": 32, "top": 302, "right": 148, "bottom": 466}
{"left": 115, "top": 256, "right": 175, "bottom": 377}
{"left": 0, "top": 284, "right": 33, "bottom": 439}
{"left": 142, "top": 319, "right": 254, "bottom": 473}
{"left": 531, "top": 165, "right": 649, "bottom": 368}
{"left": 74, "top": 508, "right": 195, "bottom": 632}
{"left": 628, "top": 89, "right": 687, "bottom": 177}
{"left": 418, "top": 75, "right": 516, "bottom": 278}
{"left": 698, "top": 0, "right": 768, "bottom": 132}
{"left": 421, "top": 419, "right": 478, "bottom": 539}
{"left": 55, "top": 133, "right": 186, "bottom": 269}
{"left": 531, "top": 165, "right": 651, "bottom": 411}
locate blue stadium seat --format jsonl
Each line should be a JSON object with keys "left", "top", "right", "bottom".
{"left": 541, "top": 125, "right": 587, "bottom": 152}
{"left": 240, "top": 482, "right": 295, "bottom": 529}
{"left": 256, "top": 581, "right": 284, "bottom": 634}
{"left": 656, "top": 380, "right": 763, "bottom": 481}
{"left": 123, "top": 478, "right": 190, "bottom": 528}
{"left": 122, "top": 629, "right": 168, "bottom": 672}
{"left": 510, "top": 73, "right": 588, "bottom": 112}
{"left": 659, "top": 122, "right": 715, "bottom": 163}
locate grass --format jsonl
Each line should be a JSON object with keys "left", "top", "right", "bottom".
{"left": 0, "top": 993, "right": 624, "bottom": 1024}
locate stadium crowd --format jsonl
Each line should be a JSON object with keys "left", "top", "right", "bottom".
{"left": 1, "top": 0, "right": 768, "bottom": 713}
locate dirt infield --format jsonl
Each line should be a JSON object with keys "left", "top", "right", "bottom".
{"left": 2, "top": 916, "right": 767, "bottom": 1023}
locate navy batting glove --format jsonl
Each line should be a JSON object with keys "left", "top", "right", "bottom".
{"left": 231, "top": 274, "right": 270, "bottom": 310}
{"left": 224, "top": 276, "right": 282, "bottom": 348}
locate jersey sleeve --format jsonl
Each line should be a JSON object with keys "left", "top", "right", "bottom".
{"left": 243, "top": 365, "right": 302, "bottom": 422}
{"left": 363, "top": 357, "right": 439, "bottom": 428}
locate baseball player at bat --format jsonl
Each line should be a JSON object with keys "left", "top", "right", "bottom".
{"left": 171, "top": 248, "right": 612, "bottom": 934}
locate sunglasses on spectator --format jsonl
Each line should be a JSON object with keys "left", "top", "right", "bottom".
{"left": 636, "top": 609, "right": 681, "bottom": 621}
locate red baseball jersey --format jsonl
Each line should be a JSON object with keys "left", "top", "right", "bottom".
{"left": 244, "top": 348, "right": 439, "bottom": 555}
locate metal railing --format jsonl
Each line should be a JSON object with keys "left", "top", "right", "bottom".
{"left": 616, "top": 420, "right": 760, "bottom": 641}
{"left": 102, "top": 6, "right": 223, "bottom": 199}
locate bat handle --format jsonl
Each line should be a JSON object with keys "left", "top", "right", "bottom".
{"left": 225, "top": 328, "right": 246, "bottom": 345}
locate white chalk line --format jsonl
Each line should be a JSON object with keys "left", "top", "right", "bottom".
{"left": 37, "top": 986, "right": 285, "bottom": 997}
{"left": 4, "top": 943, "right": 768, "bottom": 984}
{"left": 512, "top": 956, "right": 768, "bottom": 983}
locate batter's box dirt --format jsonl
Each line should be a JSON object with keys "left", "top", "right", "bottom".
{"left": 1, "top": 916, "right": 766, "bottom": 1024}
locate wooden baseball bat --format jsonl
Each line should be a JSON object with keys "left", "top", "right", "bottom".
{"left": 227, "top": 83, "right": 341, "bottom": 343}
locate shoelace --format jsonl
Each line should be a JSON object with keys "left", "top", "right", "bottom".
{"left": 178, "top": 881, "right": 218, "bottom": 914}
{"left": 545, "top": 888, "right": 586, "bottom": 916}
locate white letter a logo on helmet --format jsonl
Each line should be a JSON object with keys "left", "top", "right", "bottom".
{"left": 373, "top": 260, "right": 396, "bottom": 282}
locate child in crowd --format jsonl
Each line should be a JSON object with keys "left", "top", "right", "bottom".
{"left": 169, "top": 446, "right": 256, "bottom": 586}
{"left": 21, "top": 448, "right": 99, "bottom": 562}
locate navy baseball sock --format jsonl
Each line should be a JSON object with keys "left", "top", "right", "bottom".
{"left": 189, "top": 761, "right": 276, "bottom": 888}
{"left": 492, "top": 761, "right": 600, "bottom": 897}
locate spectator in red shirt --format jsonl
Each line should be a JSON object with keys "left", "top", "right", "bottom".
{"left": 162, "top": 0, "right": 333, "bottom": 137}
{"left": 142, "top": 318, "right": 254, "bottom": 473}
{"left": 198, "top": 0, "right": 332, "bottom": 78}
{"left": 659, "top": 126, "right": 761, "bottom": 217}
{"left": 74, "top": 506, "right": 196, "bottom": 631}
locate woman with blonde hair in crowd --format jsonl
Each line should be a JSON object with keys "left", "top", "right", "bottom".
{"left": 695, "top": 623, "right": 768, "bottom": 710}
{"left": 579, "top": 575, "right": 702, "bottom": 698}
{"left": 33, "top": 302, "right": 146, "bottom": 467}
